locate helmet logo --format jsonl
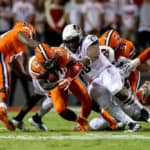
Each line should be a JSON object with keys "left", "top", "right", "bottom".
{"left": 73, "top": 25, "right": 80, "bottom": 32}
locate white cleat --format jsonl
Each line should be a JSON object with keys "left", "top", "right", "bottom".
{"left": 10, "top": 118, "right": 27, "bottom": 131}
{"left": 28, "top": 117, "right": 48, "bottom": 131}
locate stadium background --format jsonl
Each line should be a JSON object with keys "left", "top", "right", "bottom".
{"left": 0, "top": 0, "right": 149, "bottom": 106}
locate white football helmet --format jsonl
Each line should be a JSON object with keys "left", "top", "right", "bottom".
{"left": 62, "top": 24, "right": 82, "bottom": 41}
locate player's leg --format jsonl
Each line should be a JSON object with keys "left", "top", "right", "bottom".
{"left": 10, "top": 93, "right": 44, "bottom": 130}
{"left": 0, "top": 58, "right": 15, "bottom": 131}
{"left": 51, "top": 86, "right": 87, "bottom": 131}
{"left": 116, "top": 85, "right": 150, "bottom": 122}
{"left": 89, "top": 82, "right": 141, "bottom": 132}
{"left": 28, "top": 96, "right": 53, "bottom": 131}
{"left": 69, "top": 77, "right": 92, "bottom": 118}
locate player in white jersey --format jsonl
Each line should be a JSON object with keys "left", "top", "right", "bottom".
{"left": 62, "top": 24, "right": 141, "bottom": 132}
{"left": 90, "top": 31, "right": 150, "bottom": 131}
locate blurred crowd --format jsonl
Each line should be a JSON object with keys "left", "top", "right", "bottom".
{"left": 0, "top": 0, "right": 150, "bottom": 106}
{"left": 0, "top": 0, "right": 150, "bottom": 51}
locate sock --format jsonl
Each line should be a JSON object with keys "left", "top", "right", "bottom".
{"left": 136, "top": 91, "right": 144, "bottom": 104}
{"left": 139, "top": 108, "right": 150, "bottom": 122}
{"left": 37, "top": 96, "right": 53, "bottom": 117}
{"left": 59, "top": 109, "right": 77, "bottom": 121}
{"left": 14, "top": 94, "right": 44, "bottom": 122}
{"left": 101, "top": 109, "right": 117, "bottom": 130}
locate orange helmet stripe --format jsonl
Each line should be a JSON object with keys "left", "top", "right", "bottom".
{"left": 38, "top": 43, "right": 49, "bottom": 61}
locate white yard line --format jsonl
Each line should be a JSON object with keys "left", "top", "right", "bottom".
{"left": 0, "top": 134, "right": 150, "bottom": 140}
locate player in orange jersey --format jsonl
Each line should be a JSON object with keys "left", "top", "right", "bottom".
{"left": 11, "top": 43, "right": 92, "bottom": 131}
{"left": 99, "top": 29, "right": 150, "bottom": 97}
{"left": 98, "top": 29, "right": 150, "bottom": 121}
{"left": 34, "top": 43, "right": 92, "bottom": 131}
{"left": 0, "top": 21, "right": 39, "bottom": 130}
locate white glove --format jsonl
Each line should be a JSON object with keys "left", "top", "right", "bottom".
{"left": 115, "top": 56, "right": 131, "bottom": 67}
{"left": 58, "top": 77, "right": 72, "bottom": 91}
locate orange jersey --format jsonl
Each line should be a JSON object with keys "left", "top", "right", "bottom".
{"left": 99, "top": 30, "right": 135, "bottom": 61}
{"left": 115, "top": 38, "right": 135, "bottom": 60}
{"left": 115, "top": 39, "right": 139, "bottom": 92}
{"left": 0, "top": 22, "right": 35, "bottom": 63}
{"left": 137, "top": 48, "right": 150, "bottom": 64}
{"left": 99, "top": 34, "right": 139, "bottom": 92}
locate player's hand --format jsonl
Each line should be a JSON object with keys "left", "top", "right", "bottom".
{"left": 115, "top": 56, "right": 130, "bottom": 67}
{"left": 80, "top": 56, "right": 92, "bottom": 66}
{"left": 58, "top": 77, "right": 72, "bottom": 90}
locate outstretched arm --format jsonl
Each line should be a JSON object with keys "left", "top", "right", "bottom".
{"left": 17, "top": 31, "right": 39, "bottom": 48}
{"left": 131, "top": 48, "right": 150, "bottom": 68}
{"left": 10, "top": 53, "right": 32, "bottom": 81}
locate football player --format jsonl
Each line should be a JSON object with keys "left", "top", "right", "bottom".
{"left": 99, "top": 29, "right": 150, "bottom": 102}
{"left": 11, "top": 43, "right": 92, "bottom": 132}
{"left": 98, "top": 29, "right": 150, "bottom": 121}
{"left": 86, "top": 29, "right": 150, "bottom": 131}
{"left": 62, "top": 24, "right": 141, "bottom": 132}
{"left": 0, "top": 21, "right": 38, "bottom": 130}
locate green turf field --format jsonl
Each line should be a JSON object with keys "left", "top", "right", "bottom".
{"left": 0, "top": 109, "right": 150, "bottom": 150}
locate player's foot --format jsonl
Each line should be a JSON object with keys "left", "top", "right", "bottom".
{"left": 28, "top": 114, "right": 48, "bottom": 131}
{"left": 0, "top": 107, "right": 15, "bottom": 131}
{"left": 127, "top": 123, "right": 141, "bottom": 132}
{"left": 10, "top": 118, "right": 27, "bottom": 131}
{"left": 74, "top": 117, "right": 88, "bottom": 132}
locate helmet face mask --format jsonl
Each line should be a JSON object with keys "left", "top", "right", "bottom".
{"left": 41, "top": 58, "right": 57, "bottom": 71}
{"left": 64, "top": 36, "right": 80, "bottom": 53}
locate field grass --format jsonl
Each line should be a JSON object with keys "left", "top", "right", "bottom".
{"left": 0, "top": 108, "right": 150, "bottom": 150}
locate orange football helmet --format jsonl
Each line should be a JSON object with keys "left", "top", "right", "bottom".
{"left": 35, "top": 43, "right": 56, "bottom": 63}
{"left": 15, "top": 21, "right": 36, "bottom": 38}
{"left": 99, "top": 30, "right": 121, "bottom": 50}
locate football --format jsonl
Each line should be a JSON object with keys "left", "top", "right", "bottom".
{"left": 47, "top": 71, "right": 59, "bottom": 82}
{"left": 66, "top": 62, "right": 83, "bottom": 78}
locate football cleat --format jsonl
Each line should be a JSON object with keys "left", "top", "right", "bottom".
{"left": 127, "top": 122, "right": 141, "bottom": 132}
{"left": 74, "top": 117, "right": 88, "bottom": 132}
{"left": 10, "top": 118, "right": 27, "bottom": 131}
{"left": 0, "top": 107, "right": 15, "bottom": 131}
{"left": 28, "top": 114, "right": 48, "bottom": 131}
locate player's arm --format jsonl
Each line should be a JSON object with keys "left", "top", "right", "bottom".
{"left": 131, "top": 48, "right": 150, "bottom": 68}
{"left": 17, "top": 31, "right": 39, "bottom": 48}
{"left": 10, "top": 52, "right": 32, "bottom": 81}
{"left": 81, "top": 42, "right": 100, "bottom": 66}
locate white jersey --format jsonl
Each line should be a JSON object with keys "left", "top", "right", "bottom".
{"left": 68, "top": 35, "right": 112, "bottom": 82}
{"left": 63, "top": 35, "right": 123, "bottom": 95}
